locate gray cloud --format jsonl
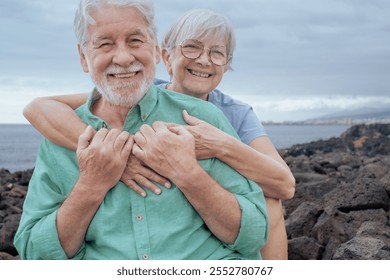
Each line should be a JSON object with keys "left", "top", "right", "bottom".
{"left": 1, "top": 0, "right": 389, "bottom": 123}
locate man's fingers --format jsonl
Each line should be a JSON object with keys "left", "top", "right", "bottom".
{"left": 133, "top": 131, "right": 146, "bottom": 146}
{"left": 168, "top": 124, "right": 190, "bottom": 136}
{"left": 77, "top": 125, "right": 95, "bottom": 151}
{"left": 152, "top": 121, "right": 171, "bottom": 133}
{"left": 132, "top": 143, "right": 144, "bottom": 160}
{"left": 90, "top": 127, "right": 109, "bottom": 145}
{"left": 103, "top": 128, "right": 121, "bottom": 146}
{"left": 112, "top": 130, "right": 130, "bottom": 151}
{"left": 121, "top": 134, "right": 134, "bottom": 158}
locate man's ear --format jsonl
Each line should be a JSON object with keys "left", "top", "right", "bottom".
{"left": 78, "top": 44, "right": 89, "bottom": 73}
{"left": 161, "top": 49, "right": 172, "bottom": 76}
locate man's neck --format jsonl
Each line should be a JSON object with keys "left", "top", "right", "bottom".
{"left": 92, "top": 98, "right": 131, "bottom": 130}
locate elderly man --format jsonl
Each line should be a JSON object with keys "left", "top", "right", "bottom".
{"left": 14, "top": 0, "right": 268, "bottom": 260}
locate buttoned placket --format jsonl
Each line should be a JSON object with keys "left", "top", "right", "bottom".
{"left": 130, "top": 181, "right": 152, "bottom": 260}
{"left": 123, "top": 88, "right": 157, "bottom": 260}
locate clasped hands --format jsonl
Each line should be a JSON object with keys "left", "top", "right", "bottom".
{"left": 76, "top": 111, "right": 227, "bottom": 197}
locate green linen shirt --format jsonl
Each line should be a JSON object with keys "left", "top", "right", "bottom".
{"left": 14, "top": 85, "right": 268, "bottom": 260}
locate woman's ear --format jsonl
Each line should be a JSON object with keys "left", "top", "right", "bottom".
{"left": 161, "top": 49, "right": 173, "bottom": 76}
{"left": 223, "top": 65, "right": 229, "bottom": 73}
{"left": 155, "top": 44, "right": 161, "bottom": 64}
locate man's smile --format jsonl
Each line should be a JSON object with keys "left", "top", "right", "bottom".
{"left": 108, "top": 71, "right": 139, "bottom": 78}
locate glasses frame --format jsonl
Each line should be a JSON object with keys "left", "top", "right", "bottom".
{"left": 179, "top": 39, "right": 232, "bottom": 66}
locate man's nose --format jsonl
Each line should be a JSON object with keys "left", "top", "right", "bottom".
{"left": 112, "top": 44, "right": 135, "bottom": 66}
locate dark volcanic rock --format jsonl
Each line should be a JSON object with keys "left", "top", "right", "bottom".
{"left": 283, "top": 123, "right": 390, "bottom": 260}
{"left": 0, "top": 169, "right": 31, "bottom": 259}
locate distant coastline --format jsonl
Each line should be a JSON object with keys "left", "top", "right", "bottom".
{"left": 263, "top": 119, "right": 390, "bottom": 126}
{"left": 260, "top": 103, "right": 390, "bottom": 126}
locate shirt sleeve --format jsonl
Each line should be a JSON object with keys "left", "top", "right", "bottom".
{"left": 237, "top": 108, "right": 267, "bottom": 145}
{"left": 13, "top": 140, "right": 84, "bottom": 260}
{"left": 197, "top": 105, "right": 269, "bottom": 257}
{"left": 208, "top": 158, "right": 269, "bottom": 258}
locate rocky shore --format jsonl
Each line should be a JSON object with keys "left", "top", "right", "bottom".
{"left": 1, "top": 123, "right": 389, "bottom": 260}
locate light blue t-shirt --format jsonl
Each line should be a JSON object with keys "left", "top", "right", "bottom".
{"left": 153, "top": 78, "right": 267, "bottom": 145}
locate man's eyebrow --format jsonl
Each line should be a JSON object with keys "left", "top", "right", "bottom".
{"left": 127, "top": 29, "right": 148, "bottom": 37}
{"left": 92, "top": 36, "right": 111, "bottom": 45}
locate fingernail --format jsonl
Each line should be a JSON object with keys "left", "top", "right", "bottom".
{"left": 154, "top": 189, "right": 162, "bottom": 195}
{"left": 164, "top": 182, "right": 171, "bottom": 189}
{"left": 140, "top": 192, "right": 147, "bottom": 197}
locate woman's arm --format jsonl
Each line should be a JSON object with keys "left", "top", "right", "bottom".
{"left": 23, "top": 93, "right": 171, "bottom": 195}
{"left": 183, "top": 111, "right": 295, "bottom": 200}
{"left": 23, "top": 93, "right": 88, "bottom": 150}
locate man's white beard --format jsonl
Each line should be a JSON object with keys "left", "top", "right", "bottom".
{"left": 93, "top": 63, "right": 154, "bottom": 107}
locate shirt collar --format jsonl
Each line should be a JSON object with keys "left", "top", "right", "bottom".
{"left": 136, "top": 84, "right": 158, "bottom": 122}
{"left": 78, "top": 85, "right": 159, "bottom": 129}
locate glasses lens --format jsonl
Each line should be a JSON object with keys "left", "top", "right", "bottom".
{"left": 180, "top": 39, "right": 230, "bottom": 66}
{"left": 210, "top": 46, "right": 229, "bottom": 66}
{"left": 180, "top": 39, "right": 203, "bottom": 59}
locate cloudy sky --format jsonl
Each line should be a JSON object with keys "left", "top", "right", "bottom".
{"left": 1, "top": 0, "right": 389, "bottom": 123}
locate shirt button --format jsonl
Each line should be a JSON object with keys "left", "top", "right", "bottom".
{"left": 143, "top": 254, "right": 149, "bottom": 260}
{"left": 136, "top": 215, "right": 143, "bottom": 221}
{"left": 141, "top": 114, "right": 146, "bottom": 120}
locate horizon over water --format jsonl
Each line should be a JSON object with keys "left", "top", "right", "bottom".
{"left": 0, "top": 123, "right": 351, "bottom": 173}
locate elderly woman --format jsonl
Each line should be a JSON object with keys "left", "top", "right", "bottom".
{"left": 23, "top": 8, "right": 295, "bottom": 259}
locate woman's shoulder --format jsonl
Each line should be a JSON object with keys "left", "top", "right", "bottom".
{"left": 209, "top": 88, "right": 251, "bottom": 109}
{"left": 156, "top": 84, "right": 223, "bottom": 114}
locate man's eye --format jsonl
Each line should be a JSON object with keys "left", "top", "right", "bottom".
{"left": 129, "top": 39, "right": 144, "bottom": 47}
{"left": 98, "top": 42, "right": 112, "bottom": 48}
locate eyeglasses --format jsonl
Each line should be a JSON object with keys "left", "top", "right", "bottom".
{"left": 179, "top": 39, "right": 231, "bottom": 66}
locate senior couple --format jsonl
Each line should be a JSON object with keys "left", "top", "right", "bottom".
{"left": 15, "top": 0, "right": 295, "bottom": 260}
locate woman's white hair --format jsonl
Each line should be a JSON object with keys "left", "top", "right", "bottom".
{"left": 74, "top": 0, "right": 158, "bottom": 49}
{"left": 161, "top": 8, "right": 236, "bottom": 69}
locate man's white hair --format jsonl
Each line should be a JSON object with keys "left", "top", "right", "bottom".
{"left": 74, "top": 0, "right": 158, "bottom": 49}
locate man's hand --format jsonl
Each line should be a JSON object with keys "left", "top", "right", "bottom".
{"left": 121, "top": 155, "right": 171, "bottom": 197}
{"left": 77, "top": 126, "right": 133, "bottom": 195}
{"left": 57, "top": 126, "right": 133, "bottom": 258}
{"left": 132, "top": 121, "right": 198, "bottom": 186}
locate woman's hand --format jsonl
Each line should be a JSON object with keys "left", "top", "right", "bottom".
{"left": 182, "top": 110, "right": 228, "bottom": 160}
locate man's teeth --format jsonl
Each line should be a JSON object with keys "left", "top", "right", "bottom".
{"left": 189, "top": 70, "right": 211, "bottom": 78}
{"left": 112, "top": 72, "right": 137, "bottom": 78}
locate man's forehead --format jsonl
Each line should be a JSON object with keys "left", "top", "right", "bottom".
{"left": 89, "top": 5, "right": 148, "bottom": 28}
{"left": 87, "top": 7, "right": 151, "bottom": 39}
{"left": 91, "top": 28, "right": 149, "bottom": 39}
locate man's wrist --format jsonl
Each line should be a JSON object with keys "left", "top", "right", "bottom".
{"left": 171, "top": 162, "right": 205, "bottom": 189}
{"left": 73, "top": 178, "right": 108, "bottom": 203}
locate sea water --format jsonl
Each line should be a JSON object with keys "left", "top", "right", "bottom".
{"left": 0, "top": 124, "right": 350, "bottom": 172}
